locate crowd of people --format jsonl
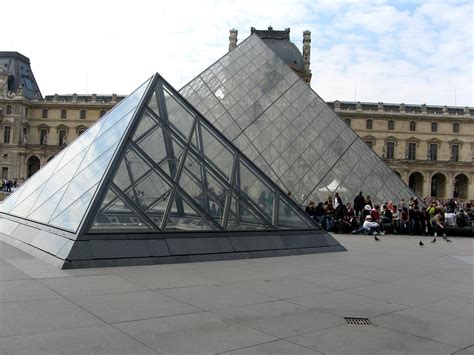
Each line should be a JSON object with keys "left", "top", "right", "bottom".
{"left": 305, "top": 192, "right": 473, "bottom": 240}
{"left": 1, "top": 179, "right": 16, "bottom": 193}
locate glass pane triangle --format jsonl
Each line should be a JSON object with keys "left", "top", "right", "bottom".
{"left": 113, "top": 147, "right": 152, "bottom": 190}
{"left": 49, "top": 183, "right": 98, "bottom": 232}
{"left": 164, "top": 191, "right": 218, "bottom": 231}
{"left": 237, "top": 160, "right": 274, "bottom": 222}
{"left": 163, "top": 86, "right": 195, "bottom": 140}
{"left": 278, "top": 196, "right": 313, "bottom": 229}
{"left": 135, "top": 123, "right": 184, "bottom": 180}
{"left": 194, "top": 120, "right": 234, "bottom": 181}
{"left": 132, "top": 111, "right": 158, "bottom": 141}
{"left": 179, "top": 158, "right": 227, "bottom": 225}
{"left": 226, "top": 193, "right": 272, "bottom": 230}
{"left": 147, "top": 90, "right": 160, "bottom": 117}
{"left": 90, "top": 189, "right": 150, "bottom": 231}
{"left": 123, "top": 169, "right": 172, "bottom": 227}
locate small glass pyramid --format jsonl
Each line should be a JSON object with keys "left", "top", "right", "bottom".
{"left": 0, "top": 73, "right": 342, "bottom": 268}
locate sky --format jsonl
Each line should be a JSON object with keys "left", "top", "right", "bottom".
{"left": 2, "top": 0, "right": 472, "bottom": 106}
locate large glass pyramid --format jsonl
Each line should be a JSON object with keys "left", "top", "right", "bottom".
{"left": 180, "top": 34, "right": 417, "bottom": 205}
{"left": 0, "top": 73, "right": 344, "bottom": 268}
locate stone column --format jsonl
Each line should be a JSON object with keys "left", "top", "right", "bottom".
{"left": 229, "top": 29, "right": 238, "bottom": 52}
{"left": 302, "top": 30, "right": 312, "bottom": 84}
{"left": 423, "top": 172, "right": 431, "bottom": 199}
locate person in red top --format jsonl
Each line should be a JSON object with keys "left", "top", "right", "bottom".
{"left": 370, "top": 204, "right": 385, "bottom": 236}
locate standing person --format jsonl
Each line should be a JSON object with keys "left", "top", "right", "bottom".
{"left": 409, "top": 205, "right": 422, "bottom": 235}
{"left": 354, "top": 192, "right": 365, "bottom": 217}
{"left": 334, "top": 192, "right": 342, "bottom": 209}
{"left": 421, "top": 207, "right": 431, "bottom": 235}
{"left": 431, "top": 210, "right": 452, "bottom": 243}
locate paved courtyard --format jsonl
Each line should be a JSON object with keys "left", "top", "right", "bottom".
{"left": 0, "top": 234, "right": 472, "bottom": 354}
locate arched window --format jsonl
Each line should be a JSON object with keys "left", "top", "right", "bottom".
{"left": 453, "top": 123, "right": 459, "bottom": 133}
{"left": 61, "top": 109, "right": 67, "bottom": 119}
{"left": 42, "top": 109, "right": 48, "bottom": 118}
{"left": 6, "top": 105, "right": 12, "bottom": 115}
{"left": 366, "top": 119, "right": 373, "bottom": 130}
{"left": 409, "top": 121, "right": 416, "bottom": 131}
{"left": 388, "top": 120, "right": 395, "bottom": 130}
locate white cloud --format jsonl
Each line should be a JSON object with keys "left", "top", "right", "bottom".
{"left": 1, "top": 0, "right": 471, "bottom": 106}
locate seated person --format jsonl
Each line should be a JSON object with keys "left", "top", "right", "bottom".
{"left": 456, "top": 210, "right": 468, "bottom": 227}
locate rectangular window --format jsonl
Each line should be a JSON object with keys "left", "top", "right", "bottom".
{"left": 431, "top": 122, "right": 438, "bottom": 132}
{"left": 409, "top": 121, "right": 416, "bottom": 131}
{"left": 3, "top": 126, "right": 11, "bottom": 143}
{"left": 40, "top": 129, "right": 48, "bottom": 145}
{"left": 451, "top": 144, "right": 460, "bottom": 162}
{"left": 388, "top": 120, "right": 395, "bottom": 130}
{"left": 42, "top": 109, "right": 48, "bottom": 118}
{"left": 386, "top": 141, "right": 395, "bottom": 159}
{"left": 429, "top": 143, "right": 438, "bottom": 161}
{"left": 80, "top": 110, "right": 86, "bottom": 119}
{"left": 61, "top": 110, "right": 67, "bottom": 119}
{"left": 78, "top": 130, "right": 85, "bottom": 136}
{"left": 365, "top": 140, "right": 373, "bottom": 148}
{"left": 407, "top": 142, "right": 416, "bottom": 160}
{"left": 344, "top": 118, "right": 351, "bottom": 127}
{"left": 366, "top": 119, "right": 373, "bottom": 129}
{"left": 453, "top": 123, "right": 459, "bottom": 133}
{"left": 59, "top": 129, "right": 67, "bottom": 146}
{"left": 1, "top": 167, "right": 8, "bottom": 178}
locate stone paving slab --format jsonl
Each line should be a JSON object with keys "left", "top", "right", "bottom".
{"left": 0, "top": 235, "right": 473, "bottom": 354}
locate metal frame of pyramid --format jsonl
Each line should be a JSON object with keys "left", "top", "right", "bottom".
{"left": 180, "top": 34, "right": 418, "bottom": 206}
{"left": 0, "top": 73, "right": 345, "bottom": 268}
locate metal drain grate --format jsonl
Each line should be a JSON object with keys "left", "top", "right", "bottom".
{"left": 344, "top": 317, "right": 372, "bottom": 325}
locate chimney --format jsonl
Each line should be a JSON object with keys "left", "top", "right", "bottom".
{"left": 229, "top": 29, "right": 238, "bottom": 52}
{"left": 302, "top": 30, "right": 312, "bottom": 84}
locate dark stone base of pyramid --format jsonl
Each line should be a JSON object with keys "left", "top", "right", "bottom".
{"left": 63, "top": 230, "right": 346, "bottom": 269}
{"left": 0, "top": 214, "right": 345, "bottom": 269}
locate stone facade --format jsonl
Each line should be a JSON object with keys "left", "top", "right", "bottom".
{"left": 328, "top": 101, "right": 473, "bottom": 201}
{"left": 0, "top": 53, "right": 123, "bottom": 182}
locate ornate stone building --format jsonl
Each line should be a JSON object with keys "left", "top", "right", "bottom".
{"left": 328, "top": 101, "right": 473, "bottom": 201}
{"left": 0, "top": 52, "right": 123, "bottom": 182}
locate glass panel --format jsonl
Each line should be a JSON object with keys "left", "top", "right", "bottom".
{"left": 90, "top": 189, "right": 150, "bottom": 231}
{"left": 135, "top": 123, "right": 185, "bottom": 180}
{"left": 78, "top": 108, "right": 135, "bottom": 172}
{"left": 27, "top": 185, "right": 68, "bottom": 224}
{"left": 49, "top": 145, "right": 116, "bottom": 222}
{"left": 96, "top": 77, "right": 150, "bottom": 135}
{"left": 113, "top": 147, "right": 151, "bottom": 190}
{"left": 278, "top": 196, "right": 314, "bottom": 229}
{"left": 147, "top": 90, "right": 160, "bottom": 117}
{"left": 163, "top": 86, "right": 195, "bottom": 140}
{"left": 179, "top": 155, "right": 228, "bottom": 225}
{"left": 226, "top": 193, "right": 272, "bottom": 230}
{"left": 163, "top": 191, "right": 218, "bottom": 231}
{"left": 238, "top": 160, "right": 274, "bottom": 221}
{"left": 49, "top": 183, "right": 98, "bottom": 232}
{"left": 9, "top": 183, "right": 46, "bottom": 218}
{"left": 132, "top": 112, "right": 158, "bottom": 140}
{"left": 124, "top": 170, "right": 172, "bottom": 212}
{"left": 195, "top": 121, "right": 234, "bottom": 180}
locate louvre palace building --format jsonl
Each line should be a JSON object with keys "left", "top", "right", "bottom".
{"left": 0, "top": 27, "right": 472, "bottom": 202}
